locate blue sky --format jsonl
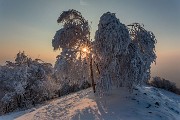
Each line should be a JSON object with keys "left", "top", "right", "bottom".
{"left": 0, "top": 0, "right": 180, "bottom": 85}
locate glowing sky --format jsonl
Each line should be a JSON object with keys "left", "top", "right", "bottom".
{"left": 0, "top": 0, "right": 179, "bottom": 85}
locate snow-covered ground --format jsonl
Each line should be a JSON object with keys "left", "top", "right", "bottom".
{"left": 0, "top": 86, "right": 180, "bottom": 120}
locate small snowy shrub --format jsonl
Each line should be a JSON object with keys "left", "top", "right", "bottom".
{"left": 149, "top": 77, "right": 180, "bottom": 94}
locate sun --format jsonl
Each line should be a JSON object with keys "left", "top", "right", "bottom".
{"left": 82, "top": 47, "right": 87, "bottom": 52}
{"left": 81, "top": 47, "right": 90, "bottom": 54}
{"left": 79, "top": 47, "right": 90, "bottom": 59}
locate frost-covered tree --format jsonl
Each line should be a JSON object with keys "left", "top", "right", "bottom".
{"left": 128, "top": 23, "right": 157, "bottom": 83}
{"left": 0, "top": 52, "right": 57, "bottom": 115}
{"left": 94, "top": 12, "right": 131, "bottom": 93}
{"left": 52, "top": 9, "right": 91, "bottom": 87}
{"left": 94, "top": 12, "right": 156, "bottom": 94}
{"left": 52, "top": 9, "right": 90, "bottom": 50}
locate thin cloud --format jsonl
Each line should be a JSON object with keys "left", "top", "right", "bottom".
{"left": 80, "top": 0, "right": 88, "bottom": 6}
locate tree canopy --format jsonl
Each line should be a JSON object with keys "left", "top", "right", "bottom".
{"left": 52, "top": 9, "right": 91, "bottom": 87}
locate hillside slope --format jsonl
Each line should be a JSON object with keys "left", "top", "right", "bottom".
{"left": 0, "top": 86, "right": 180, "bottom": 120}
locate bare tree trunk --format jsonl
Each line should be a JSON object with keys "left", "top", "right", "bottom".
{"left": 90, "top": 58, "right": 96, "bottom": 93}
{"left": 94, "top": 61, "right": 100, "bottom": 75}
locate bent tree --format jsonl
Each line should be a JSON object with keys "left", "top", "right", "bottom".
{"left": 94, "top": 12, "right": 156, "bottom": 94}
